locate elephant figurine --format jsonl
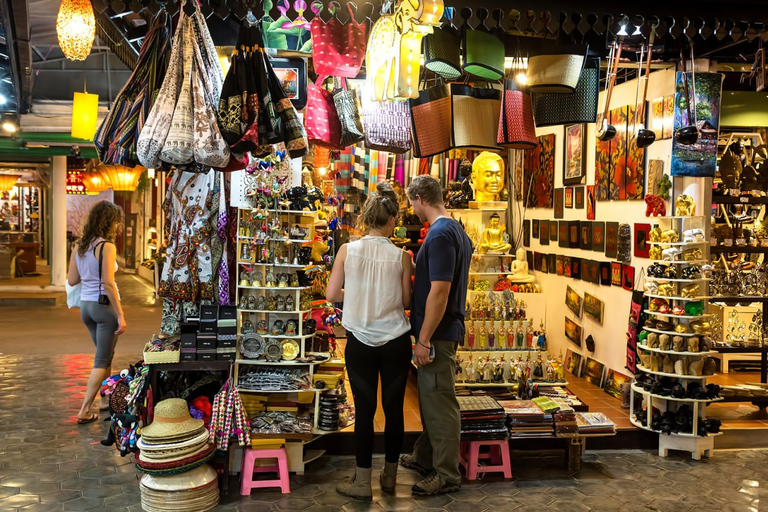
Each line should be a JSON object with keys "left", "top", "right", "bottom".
{"left": 645, "top": 194, "right": 666, "bottom": 216}
{"left": 650, "top": 353, "right": 663, "bottom": 372}
{"left": 661, "top": 229, "right": 680, "bottom": 243}
{"left": 366, "top": 0, "right": 443, "bottom": 101}
{"left": 659, "top": 334, "right": 671, "bottom": 351}
{"left": 673, "top": 336, "right": 686, "bottom": 352}
{"left": 644, "top": 282, "right": 659, "bottom": 294}
{"left": 681, "top": 248, "right": 703, "bottom": 261}
{"left": 675, "top": 194, "right": 696, "bottom": 216}
{"left": 662, "top": 248, "right": 681, "bottom": 261}
{"left": 675, "top": 324, "right": 689, "bottom": 334}
{"left": 689, "top": 358, "right": 705, "bottom": 376}
{"left": 683, "top": 228, "right": 705, "bottom": 243}
{"left": 647, "top": 332, "right": 659, "bottom": 348}
{"left": 681, "top": 284, "right": 700, "bottom": 298}
{"left": 674, "top": 358, "right": 687, "bottom": 375}
{"left": 662, "top": 355, "right": 675, "bottom": 373}
{"left": 657, "top": 283, "right": 676, "bottom": 297}
{"left": 688, "top": 337, "right": 700, "bottom": 352}
{"left": 650, "top": 246, "right": 663, "bottom": 260}
{"left": 649, "top": 226, "right": 663, "bottom": 242}
{"left": 639, "top": 351, "right": 652, "bottom": 368}
{"left": 690, "top": 320, "right": 711, "bottom": 334}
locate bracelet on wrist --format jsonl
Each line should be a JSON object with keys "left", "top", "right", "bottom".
{"left": 418, "top": 341, "right": 431, "bottom": 349}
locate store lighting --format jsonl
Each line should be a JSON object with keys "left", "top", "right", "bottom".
{"left": 0, "top": 174, "right": 20, "bottom": 192}
{"left": 56, "top": 0, "right": 95, "bottom": 61}
{"left": 81, "top": 172, "right": 110, "bottom": 195}
{"left": 318, "top": 167, "right": 327, "bottom": 176}
{"left": 2, "top": 121, "right": 17, "bottom": 133}
{"left": 515, "top": 72, "right": 528, "bottom": 85}
{"left": 98, "top": 163, "right": 146, "bottom": 192}
{"left": 0, "top": 94, "right": 7, "bottom": 105}
{"left": 147, "top": 167, "right": 155, "bottom": 179}
{"left": 71, "top": 91, "right": 99, "bottom": 139}
{"left": 617, "top": 24, "right": 629, "bottom": 37}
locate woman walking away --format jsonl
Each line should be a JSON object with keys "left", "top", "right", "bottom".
{"left": 67, "top": 201, "right": 127, "bottom": 424}
{"left": 326, "top": 182, "right": 414, "bottom": 501}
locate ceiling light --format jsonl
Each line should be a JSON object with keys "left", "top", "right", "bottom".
{"left": 617, "top": 24, "right": 629, "bottom": 37}
{"left": 56, "top": 0, "right": 96, "bottom": 61}
{"left": 2, "top": 121, "right": 17, "bottom": 133}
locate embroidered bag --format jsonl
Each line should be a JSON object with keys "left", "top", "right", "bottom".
{"left": 310, "top": 4, "right": 367, "bottom": 78}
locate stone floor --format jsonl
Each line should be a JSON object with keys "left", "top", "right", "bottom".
{"left": 0, "top": 352, "right": 767, "bottom": 512}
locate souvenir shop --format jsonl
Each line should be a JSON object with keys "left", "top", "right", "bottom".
{"left": 84, "top": 0, "right": 768, "bottom": 506}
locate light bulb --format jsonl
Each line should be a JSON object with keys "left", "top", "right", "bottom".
{"left": 2, "top": 121, "right": 17, "bottom": 133}
{"left": 515, "top": 73, "right": 528, "bottom": 85}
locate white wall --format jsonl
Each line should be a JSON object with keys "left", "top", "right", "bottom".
{"left": 513, "top": 68, "right": 679, "bottom": 374}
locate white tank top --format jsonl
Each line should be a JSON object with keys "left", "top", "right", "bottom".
{"left": 341, "top": 236, "right": 411, "bottom": 346}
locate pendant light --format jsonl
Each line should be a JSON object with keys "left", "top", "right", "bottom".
{"left": 0, "top": 174, "right": 20, "bottom": 192}
{"left": 98, "top": 163, "right": 146, "bottom": 192}
{"left": 56, "top": 0, "right": 96, "bottom": 61}
{"left": 83, "top": 160, "right": 111, "bottom": 195}
{"left": 71, "top": 90, "right": 99, "bottom": 140}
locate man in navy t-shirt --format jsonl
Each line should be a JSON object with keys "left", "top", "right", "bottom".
{"left": 399, "top": 175, "right": 472, "bottom": 496}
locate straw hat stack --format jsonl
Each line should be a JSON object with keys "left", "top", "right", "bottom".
{"left": 140, "top": 464, "right": 219, "bottom": 512}
{"left": 136, "top": 399, "right": 218, "bottom": 512}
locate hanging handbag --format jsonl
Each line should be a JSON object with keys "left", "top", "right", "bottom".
{"left": 310, "top": 4, "right": 367, "bottom": 78}
{"left": 332, "top": 77, "right": 365, "bottom": 147}
{"left": 527, "top": 44, "right": 588, "bottom": 94}
{"left": 264, "top": 48, "right": 309, "bottom": 158}
{"left": 462, "top": 28, "right": 505, "bottom": 81}
{"left": 305, "top": 76, "right": 343, "bottom": 150}
{"left": 626, "top": 269, "right": 646, "bottom": 375}
{"left": 136, "top": 15, "right": 186, "bottom": 168}
{"left": 423, "top": 28, "right": 462, "bottom": 80}
{"left": 191, "top": 42, "right": 231, "bottom": 168}
{"left": 530, "top": 57, "right": 600, "bottom": 128}
{"left": 409, "top": 84, "right": 452, "bottom": 158}
{"left": 497, "top": 78, "right": 536, "bottom": 149}
{"left": 160, "top": 20, "right": 196, "bottom": 166}
{"left": 450, "top": 83, "right": 502, "bottom": 151}
{"left": 361, "top": 94, "right": 411, "bottom": 154}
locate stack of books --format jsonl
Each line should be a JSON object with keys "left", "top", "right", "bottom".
{"left": 537, "top": 386, "right": 585, "bottom": 409}
{"left": 576, "top": 412, "right": 616, "bottom": 434}
{"left": 499, "top": 400, "right": 554, "bottom": 437}
{"left": 552, "top": 399, "right": 578, "bottom": 435}
{"left": 457, "top": 396, "right": 508, "bottom": 441}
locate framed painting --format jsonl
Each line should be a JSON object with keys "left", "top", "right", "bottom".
{"left": 571, "top": 257, "right": 582, "bottom": 279}
{"left": 566, "top": 285, "right": 583, "bottom": 317}
{"left": 622, "top": 264, "right": 636, "bottom": 291}
{"left": 271, "top": 57, "right": 308, "bottom": 110}
{"left": 586, "top": 185, "right": 596, "bottom": 220}
{"left": 565, "top": 317, "right": 583, "bottom": 348}
{"left": 540, "top": 253, "right": 549, "bottom": 273}
{"left": 532, "top": 219, "right": 539, "bottom": 239}
{"left": 663, "top": 94, "right": 675, "bottom": 140}
{"left": 586, "top": 260, "right": 600, "bottom": 283}
{"left": 649, "top": 96, "right": 664, "bottom": 139}
{"left": 540, "top": 220, "right": 550, "bottom": 245}
{"left": 569, "top": 221, "right": 580, "bottom": 248}
{"left": 559, "top": 221, "right": 569, "bottom": 248}
{"left": 556, "top": 255, "right": 565, "bottom": 276}
{"left": 548, "top": 253, "right": 556, "bottom": 272}
{"left": 523, "top": 219, "right": 531, "bottom": 247}
{"left": 647, "top": 159, "right": 664, "bottom": 197}
{"left": 549, "top": 220, "right": 558, "bottom": 241}
{"left": 624, "top": 103, "right": 646, "bottom": 200}
{"left": 565, "top": 349, "right": 583, "bottom": 376}
{"left": 565, "top": 187, "right": 574, "bottom": 208}
{"left": 564, "top": 123, "right": 587, "bottom": 185}
{"left": 580, "top": 221, "right": 592, "bottom": 250}
{"left": 604, "top": 369, "right": 631, "bottom": 400}
{"left": 564, "top": 256, "right": 572, "bottom": 277}
{"left": 605, "top": 222, "right": 619, "bottom": 259}
{"left": 591, "top": 222, "right": 605, "bottom": 252}
{"left": 611, "top": 262, "right": 622, "bottom": 286}
{"left": 524, "top": 133, "right": 556, "bottom": 208}
{"left": 584, "top": 358, "right": 606, "bottom": 387}
{"left": 584, "top": 292, "right": 605, "bottom": 324}
{"left": 554, "top": 188, "right": 564, "bottom": 219}
{"left": 512, "top": 149, "right": 525, "bottom": 199}
{"left": 599, "top": 262, "right": 612, "bottom": 286}
{"left": 574, "top": 186, "right": 585, "bottom": 209}
{"left": 534, "top": 252, "right": 543, "bottom": 271}
{"left": 634, "top": 223, "right": 651, "bottom": 258}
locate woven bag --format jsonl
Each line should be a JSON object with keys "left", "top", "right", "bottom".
{"left": 361, "top": 95, "right": 411, "bottom": 154}
{"left": 423, "top": 28, "right": 462, "bottom": 80}
{"left": 462, "top": 29, "right": 505, "bottom": 81}
{"left": 310, "top": 5, "right": 367, "bottom": 78}
{"left": 497, "top": 79, "right": 536, "bottom": 149}
{"left": 450, "top": 83, "right": 502, "bottom": 151}
{"left": 306, "top": 76, "right": 343, "bottom": 150}
{"left": 527, "top": 45, "right": 588, "bottom": 94}
{"left": 409, "top": 85, "right": 452, "bottom": 158}
{"left": 530, "top": 57, "right": 600, "bottom": 127}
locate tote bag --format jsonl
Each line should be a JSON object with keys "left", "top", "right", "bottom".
{"left": 361, "top": 96, "right": 411, "bottom": 154}
{"left": 191, "top": 42, "right": 231, "bottom": 168}
{"left": 462, "top": 29, "right": 505, "bottom": 81}
{"left": 305, "top": 76, "right": 343, "bottom": 150}
{"left": 450, "top": 83, "right": 501, "bottom": 151}
{"left": 497, "top": 79, "right": 536, "bottom": 149}
{"left": 332, "top": 78, "right": 365, "bottom": 147}
{"left": 160, "top": 22, "right": 196, "bottom": 166}
{"left": 310, "top": 5, "right": 367, "bottom": 78}
{"left": 530, "top": 58, "right": 600, "bottom": 128}
{"left": 423, "top": 28, "right": 462, "bottom": 80}
{"left": 527, "top": 45, "right": 588, "bottom": 94}
{"left": 409, "top": 85, "right": 451, "bottom": 158}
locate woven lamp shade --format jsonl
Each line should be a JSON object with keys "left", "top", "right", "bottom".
{"left": 0, "top": 174, "right": 20, "bottom": 192}
{"left": 56, "top": 0, "right": 95, "bottom": 61}
{"left": 99, "top": 164, "right": 146, "bottom": 192}
{"left": 81, "top": 172, "right": 110, "bottom": 195}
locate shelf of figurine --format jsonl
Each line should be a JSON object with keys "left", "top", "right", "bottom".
{"left": 455, "top": 350, "right": 566, "bottom": 385}
{"left": 462, "top": 319, "right": 546, "bottom": 352}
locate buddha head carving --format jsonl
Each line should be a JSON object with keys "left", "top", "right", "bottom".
{"left": 471, "top": 152, "right": 506, "bottom": 202}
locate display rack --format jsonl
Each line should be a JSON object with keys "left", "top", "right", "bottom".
{"left": 631, "top": 215, "right": 720, "bottom": 459}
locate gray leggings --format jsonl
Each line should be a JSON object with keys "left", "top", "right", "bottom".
{"left": 81, "top": 301, "right": 119, "bottom": 369}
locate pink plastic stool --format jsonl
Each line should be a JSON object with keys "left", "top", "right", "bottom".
{"left": 240, "top": 447, "right": 291, "bottom": 495}
{"left": 459, "top": 439, "right": 512, "bottom": 480}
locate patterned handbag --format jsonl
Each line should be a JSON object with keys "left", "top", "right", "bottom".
{"left": 450, "top": 83, "right": 502, "bottom": 151}
{"left": 462, "top": 29, "right": 505, "bottom": 81}
{"left": 527, "top": 44, "right": 588, "bottom": 94}
{"left": 191, "top": 44, "right": 231, "bottom": 168}
{"left": 136, "top": 16, "right": 186, "bottom": 168}
{"left": 409, "top": 84, "right": 452, "bottom": 158}
{"left": 497, "top": 78, "right": 536, "bottom": 149}
{"left": 306, "top": 76, "right": 343, "bottom": 150}
{"left": 332, "top": 78, "right": 364, "bottom": 147}
{"left": 310, "top": 5, "right": 367, "bottom": 78}
{"left": 361, "top": 94, "right": 411, "bottom": 154}
{"left": 160, "top": 20, "right": 196, "bottom": 166}
{"left": 530, "top": 57, "right": 600, "bottom": 127}
{"left": 423, "top": 28, "right": 462, "bottom": 80}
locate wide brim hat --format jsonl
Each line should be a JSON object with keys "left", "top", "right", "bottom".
{"left": 134, "top": 449, "right": 215, "bottom": 476}
{"left": 140, "top": 464, "right": 218, "bottom": 491}
{"left": 137, "top": 438, "right": 212, "bottom": 463}
{"left": 137, "top": 443, "right": 215, "bottom": 468}
{"left": 141, "top": 398, "right": 204, "bottom": 440}
{"left": 140, "top": 473, "right": 219, "bottom": 512}
{"left": 139, "top": 426, "right": 207, "bottom": 445}
{"left": 137, "top": 430, "right": 209, "bottom": 452}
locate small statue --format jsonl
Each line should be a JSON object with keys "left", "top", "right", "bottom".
{"left": 418, "top": 222, "right": 430, "bottom": 244}
{"left": 467, "top": 321, "right": 475, "bottom": 349}
{"left": 644, "top": 194, "right": 666, "bottom": 217}
{"left": 478, "top": 322, "right": 487, "bottom": 349}
{"left": 478, "top": 214, "right": 512, "bottom": 254}
{"left": 483, "top": 356, "right": 492, "bottom": 382}
{"left": 508, "top": 247, "right": 535, "bottom": 283}
{"left": 471, "top": 152, "right": 506, "bottom": 202}
{"left": 675, "top": 194, "right": 696, "bottom": 216}
{"left": 390, "top": 218, "right": 411, "bottom": 245}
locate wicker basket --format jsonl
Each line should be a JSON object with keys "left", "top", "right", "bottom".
{"left": 143, "top": 342, "right": 181, "bottom": 364}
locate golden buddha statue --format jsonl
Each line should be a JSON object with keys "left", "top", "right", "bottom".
{"left": 471, "top": 152, "right": 506, "bottom": 205}
{"left": 390, "top": 218, "right": 411, "bottom": 245}
{"left": 508, "top": 247, "right": 535, "bottom": 283}
{"left": 478, "top": 213, "right": 512, "bottom": 254}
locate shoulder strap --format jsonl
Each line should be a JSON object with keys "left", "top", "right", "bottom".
{"left": 93, "top": 241, "right": 107, "bottom": 288}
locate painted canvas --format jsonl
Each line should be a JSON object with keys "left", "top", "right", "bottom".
{"left": 554, "top": 188, "right": 564, "bottom": 218}
{"left": 586, "top": 185, "right": 595, "bottom": 220}
{"left": 580, "top": 221, "right": 592, "bottom": 250}
{"left": 584, "top": 358, "right": 606, "bottom": 387}
{"left": 603, "top": 369, "right": 630, "bottom": 400}
{"left": 512, "top": 149, "right": 524, "bottom": 200}
{"left": 566, "top": 285, "right": 583, "bottom": 317}
{"left": 611, "top": 106, "right": 628, "bottom": 200}
{"left": 634, "top": 223, "right": 651, "bottom": 258}
{"left": 584, "top": 292, "right": 605, "bottom": 324}
{"left": 549, "top": 220, "right": 558, "bottom": 241}
{"left": 532, "top": 219, "right": 539, "bottom": 238}
{"left": 622, "top": 264, "right": 635, "bottom": 291}
{"left": 591, "top": 222, "right": 605, "bottom": 252}
{"left": 647, "top": 159, "right": 664, "bottom": 196}
{"left": 565, "top": 317, "right": 583, "bottom": 348}
{"left": 671, "top": 72, "right": 724, "bottom": 177}
{"left": 523, "top": 220, "right": 531, "bottom": 247}
{"left": 663, "top": 94, "right": 675, "bottom": 139}
{"left": 524, "top": 133, "right": 556, "bottom": 208}
{"left": 559, "top": 221, "right": 569, "bottom": 248}
{"left": 564, "top": 123, "right": 586, "bottom": 185}
{"left": 595, "top": 115, "right": 612, "bottom": 201}
{"left": 565, "top": 349, "right": 583, "bottom": 377}
{"left": 599, "top": 262, "right": 611, "bottom": 285}
{"left": 605, "top": 222, "right": 619, "bottom": 259}
{"left": 565, "top": 187, "right": 574, "bottom": 208}
{"left": 649, "top": 96, "right": 664, "bottom": 139}
{"left": 624, "top": 104, "right": 645, "bottom": 199}
{"left": 572, "top": 257, "right": 582, "bottom": 279}
{"left": 574, "top": 186, "right": 585, "bottom": 209}
{"left": 611, "top": 262, "right": 622, "bottom": 286}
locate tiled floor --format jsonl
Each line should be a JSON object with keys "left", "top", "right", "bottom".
{"left": 1, "top": 351, "right": 768, "bottom": 512}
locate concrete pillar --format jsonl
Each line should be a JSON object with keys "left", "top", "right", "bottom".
{"left": 51, "top": 155, "right": 67, "bottom": 286}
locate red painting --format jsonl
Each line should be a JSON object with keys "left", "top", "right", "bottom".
{"left": 586, "top": 185, "right": 595, "bottom": 220}
{"left": 595, "top": 105, "right": 644, "bottom": 201}
{"left": 595, "top": 129, "right": 611, "bottom": 201}
{"left": 524, "top": 134, "right": 556, "bottom": 208}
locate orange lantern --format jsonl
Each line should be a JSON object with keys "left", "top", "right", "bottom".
{"left": 0, "top": 174, "right": 20, "bottom": 192}
{"left": 81, "top": 172, "right": 110, "bottom": 195}
{"left": 98, "top": 164, "right": 146, "bottom": 192}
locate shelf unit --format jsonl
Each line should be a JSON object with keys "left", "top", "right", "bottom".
{"left": 632, "top": 215, "right": 720, "bottom": 459}
{"left": 710, "top": 193, "right": 768, "bottom": 383}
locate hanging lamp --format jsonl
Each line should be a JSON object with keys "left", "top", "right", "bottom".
{"left": 0, "top": 174, "right": 20, "bottom": 192}
{"left": 56, "top": 0, "right": 96, "bottom": 61}
{"left": 98, "top": 164, "right": 146, "bottom": 192}
{"left": 81, "top": 172, "right": 110, "bottom": 195}
{"left": 71, "top": 90, "right": 99, "bottom": 139}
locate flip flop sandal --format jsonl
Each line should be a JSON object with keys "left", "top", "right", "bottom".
{"left": 77, "top": 412, "right": 99, "bottom": 424}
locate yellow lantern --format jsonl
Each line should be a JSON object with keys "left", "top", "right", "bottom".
{"left": 71, "top": 91, "right": 99, "bottom": 140}
{"left": 0, "top": 174, "right": 20, "bottom": 192}
{"left": 56, "top": 0, "right": 96, "bottom": 62}
{"left": 81, "top": 172, "right": 110, "bottom": 195}
{"left": 99, "top": 164, "right": 146, "bottom": 192}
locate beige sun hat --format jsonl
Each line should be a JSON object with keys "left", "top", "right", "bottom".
{"left": 141, "top": 398, "right": 204, "bottom": 441}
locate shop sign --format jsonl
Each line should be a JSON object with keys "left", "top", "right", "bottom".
{"left": 66, "top": 170, "right": 86, "bottom": 195}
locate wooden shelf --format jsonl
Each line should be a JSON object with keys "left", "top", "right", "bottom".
{"left": 710, "top": 296, "right": 768, "bottom": 304}
{"left": 631, "top": 383, "right": 723, "bottom": 403}
{"left": 645, "top": 294, "right": 710, "bottom": 301}
{"left": 714, "top": 346, "right": 768, "bottom": 354}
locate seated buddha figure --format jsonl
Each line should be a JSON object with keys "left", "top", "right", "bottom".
{"left": 508, "top": 247, "right": 535, "bottom": 283}
{"left": 471, "top": 151, "right": 506, "bottom": 202}
{"left": 478, "top": 213, "right": 512, "bottom": 254}
{"left": 390, "top": 218, "right": 411, "bottom": 245}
